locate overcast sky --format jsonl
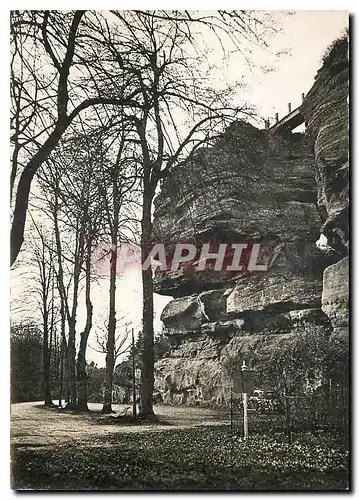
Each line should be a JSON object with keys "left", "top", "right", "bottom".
{"left": 10, "top": 10, "right": 348, "bottom": 367}
{"left": 244, "top": 11, "right": 347, "bottom": 123}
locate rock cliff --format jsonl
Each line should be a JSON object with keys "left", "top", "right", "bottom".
{"left": 152, "top": 35, "right": 349, "bottom": 407}
{"left": 301, "top": 35, "right": 349, "bottom": 253}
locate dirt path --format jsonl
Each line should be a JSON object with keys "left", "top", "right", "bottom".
{"left": 11, "top": 402, "right": 229, "bottom": 450}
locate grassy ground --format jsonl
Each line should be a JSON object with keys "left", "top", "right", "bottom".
{"left": 11, "top": 402, "right": 349, "bottom": 491}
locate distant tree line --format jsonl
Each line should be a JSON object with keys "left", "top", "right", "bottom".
{"left": 11, "top": 320, "right": 170, "bottom": 404}
{"left": 11, "top": 322, "right": 62, "bottom": 403}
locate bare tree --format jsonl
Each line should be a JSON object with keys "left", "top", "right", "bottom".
{"left": 90, "top": 314, "right": 131, "bottom": 411}
{"left": 10, "top": 10, "right": 142, "bottom": 266}
{"left": 33, "top": 135, "right": 101, "bottom": 409}
{"left": 87, "top": 10, "right": 271, "bottom": 418}
{"left": 29, "top": 221, "right": 57, "bottom": 407}
{"left": 91, "top": 123, "right": 140, "bottom": 413}
{"left": 71, "top": 125, "right": 138, "bottom": 412}
{"left": 76, "top": 235, "right": 93, "bottom": 411}
{"left": 11, "top": 10, "right": 277, "bottom": 418}
{"left": 91, "top": 315, "right": 131, "bottom": 366}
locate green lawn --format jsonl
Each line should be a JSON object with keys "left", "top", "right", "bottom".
{"left": 11, "top": 403, "right": 349, "bottom": 491}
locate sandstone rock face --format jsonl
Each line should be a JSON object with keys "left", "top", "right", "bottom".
{"left": 160, "top": 295, "right": 203, "bottom": 335}
{"left": 152, "top": 36, "right": 349, "bottom": 407}
{"left": 301, "top": 35, "right": 349, "bottom": 252}
{"left": 322, "top": 257, "right": 349, "bottom": 340}
{"left": 152, "top": 124, "right": 328, "bottom": 406}
{"left": 301, "top": 35, "right": 349, "bottom": 341}
{"left": 154, "top": 124, "right": 319, "bottom": 244}
{"left": 226, "top": 273, "right": 322, "bottom": 314}
{"left": 155, "top": 308, "right": 331, "bottom": 407}
{"left": 153, "top": 123, "right": 323, "bottom": 297}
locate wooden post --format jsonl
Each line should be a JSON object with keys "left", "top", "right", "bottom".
{"left": 242, "top": 360, "right": 249, "bottom": 439}
{"left": 288, "top": 102, "right": 292, "bottom": 113}
{"left": 283, "top": 369, "right": 291, "bottom": 444}
{"left": 275, "top": 112, "right": 279, "bottom": 123}
{"left": 131, "top": 328, "right": 137, "bottom": 419}
{"left": 243, "top": 393, "right": 248, "bottom": 439}
{"left": 284, "top": 392, "right": 291, "bottom": 443}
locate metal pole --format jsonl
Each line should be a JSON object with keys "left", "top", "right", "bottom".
{"left": 242, "top": 360, "right": 248, "bottom": 439}
{"left": 131, "top": 328, "right": 137, "bottom": 418}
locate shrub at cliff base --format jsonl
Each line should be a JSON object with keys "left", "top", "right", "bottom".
{"left": 223, "top": 324, "right": 349, "bottom": 434}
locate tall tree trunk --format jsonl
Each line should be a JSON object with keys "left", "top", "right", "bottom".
{"left": 131, "top": 328, "right": 137, "bottom": 418}
{"left": 139, "top": 188, "right": 156, "bottom": 419}
{"left": 49, "top": 274, "right": 55, "bottom": 367}
{"left": 102, "top": 171, "right": 120, "bottom": 414}
{"left": 66, "top": 322, "right": 77, "bottom": 408}
{"left": 55, "top": 219, "right": 83, "bottom": 410}
{"left": 66, "top": 234, "right": 84, "bottom": 409}
{"left": 76, "top": 244, "right": 93, "bottom": 411}
{"left": 59, "top": 338, "right": 65, "bottom": 407}
{"left": 42, "top": 313, "right": 53, "bottom": 407}
{"left": 58, "top": 288, "right": 68, "bottom": 406}
{"left": 53, "top": 192, "right": 75, "bottom": 407}
{"left": 102, "top": 233, "right": 118, "bottom": 414}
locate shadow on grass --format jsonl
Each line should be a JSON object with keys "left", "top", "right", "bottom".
{"left": 36, "top": 403, "right": 175, "bottom": 427}
{"left": 12, "top": 424, "right": 349, "bottom": 491}
{"left": 11, "top": 404, "right": 349, "bottom": 491}
{"left": 96, "top": 414, "right": 172, "bottom": 426}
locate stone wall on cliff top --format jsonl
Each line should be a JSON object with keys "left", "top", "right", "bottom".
{"left": 152, "top": 36, "right": 349, "bottom": 407}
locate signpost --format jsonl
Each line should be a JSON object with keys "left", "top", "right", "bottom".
{"left": 242, "top": 361, "right": 249, "bottom": 439}
{"left": 131, "top": 328, "right": 137, "bottom": 419}
{"left": 232, "top": 360, "right": 255, "bottom": 439}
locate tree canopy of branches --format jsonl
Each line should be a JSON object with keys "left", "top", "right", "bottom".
{"left": 10, "top": 9, "right": 273, "bottom": 266}
{"left": 10, "top": 10, "right": 142, "bottom": 265}
{"left": 11, "top": 9, "right": 277, "bottom": 417}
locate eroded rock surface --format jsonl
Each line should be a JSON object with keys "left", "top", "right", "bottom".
{"left": 301, "top": 35, "right": 349, "bottom": 252}
{"left": 152, "top": 36, "right": 349, "bottom": 407}
{"left": 155, "top": 308, "right": 331, "bottom": 406}
{"left": 322, "top": 257, "right": 349, "bottom": 340}
{"left": 226, "top": 273, "right": 322, "bottom": 315}
{"left": 302, "top": 35, "right": 349, "bottom": 342}
{"left": 153, "top": 123, "right": 322, "bottom": 297}
{"left": 152, "top": 123, "right": 326, "bottom": 405}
